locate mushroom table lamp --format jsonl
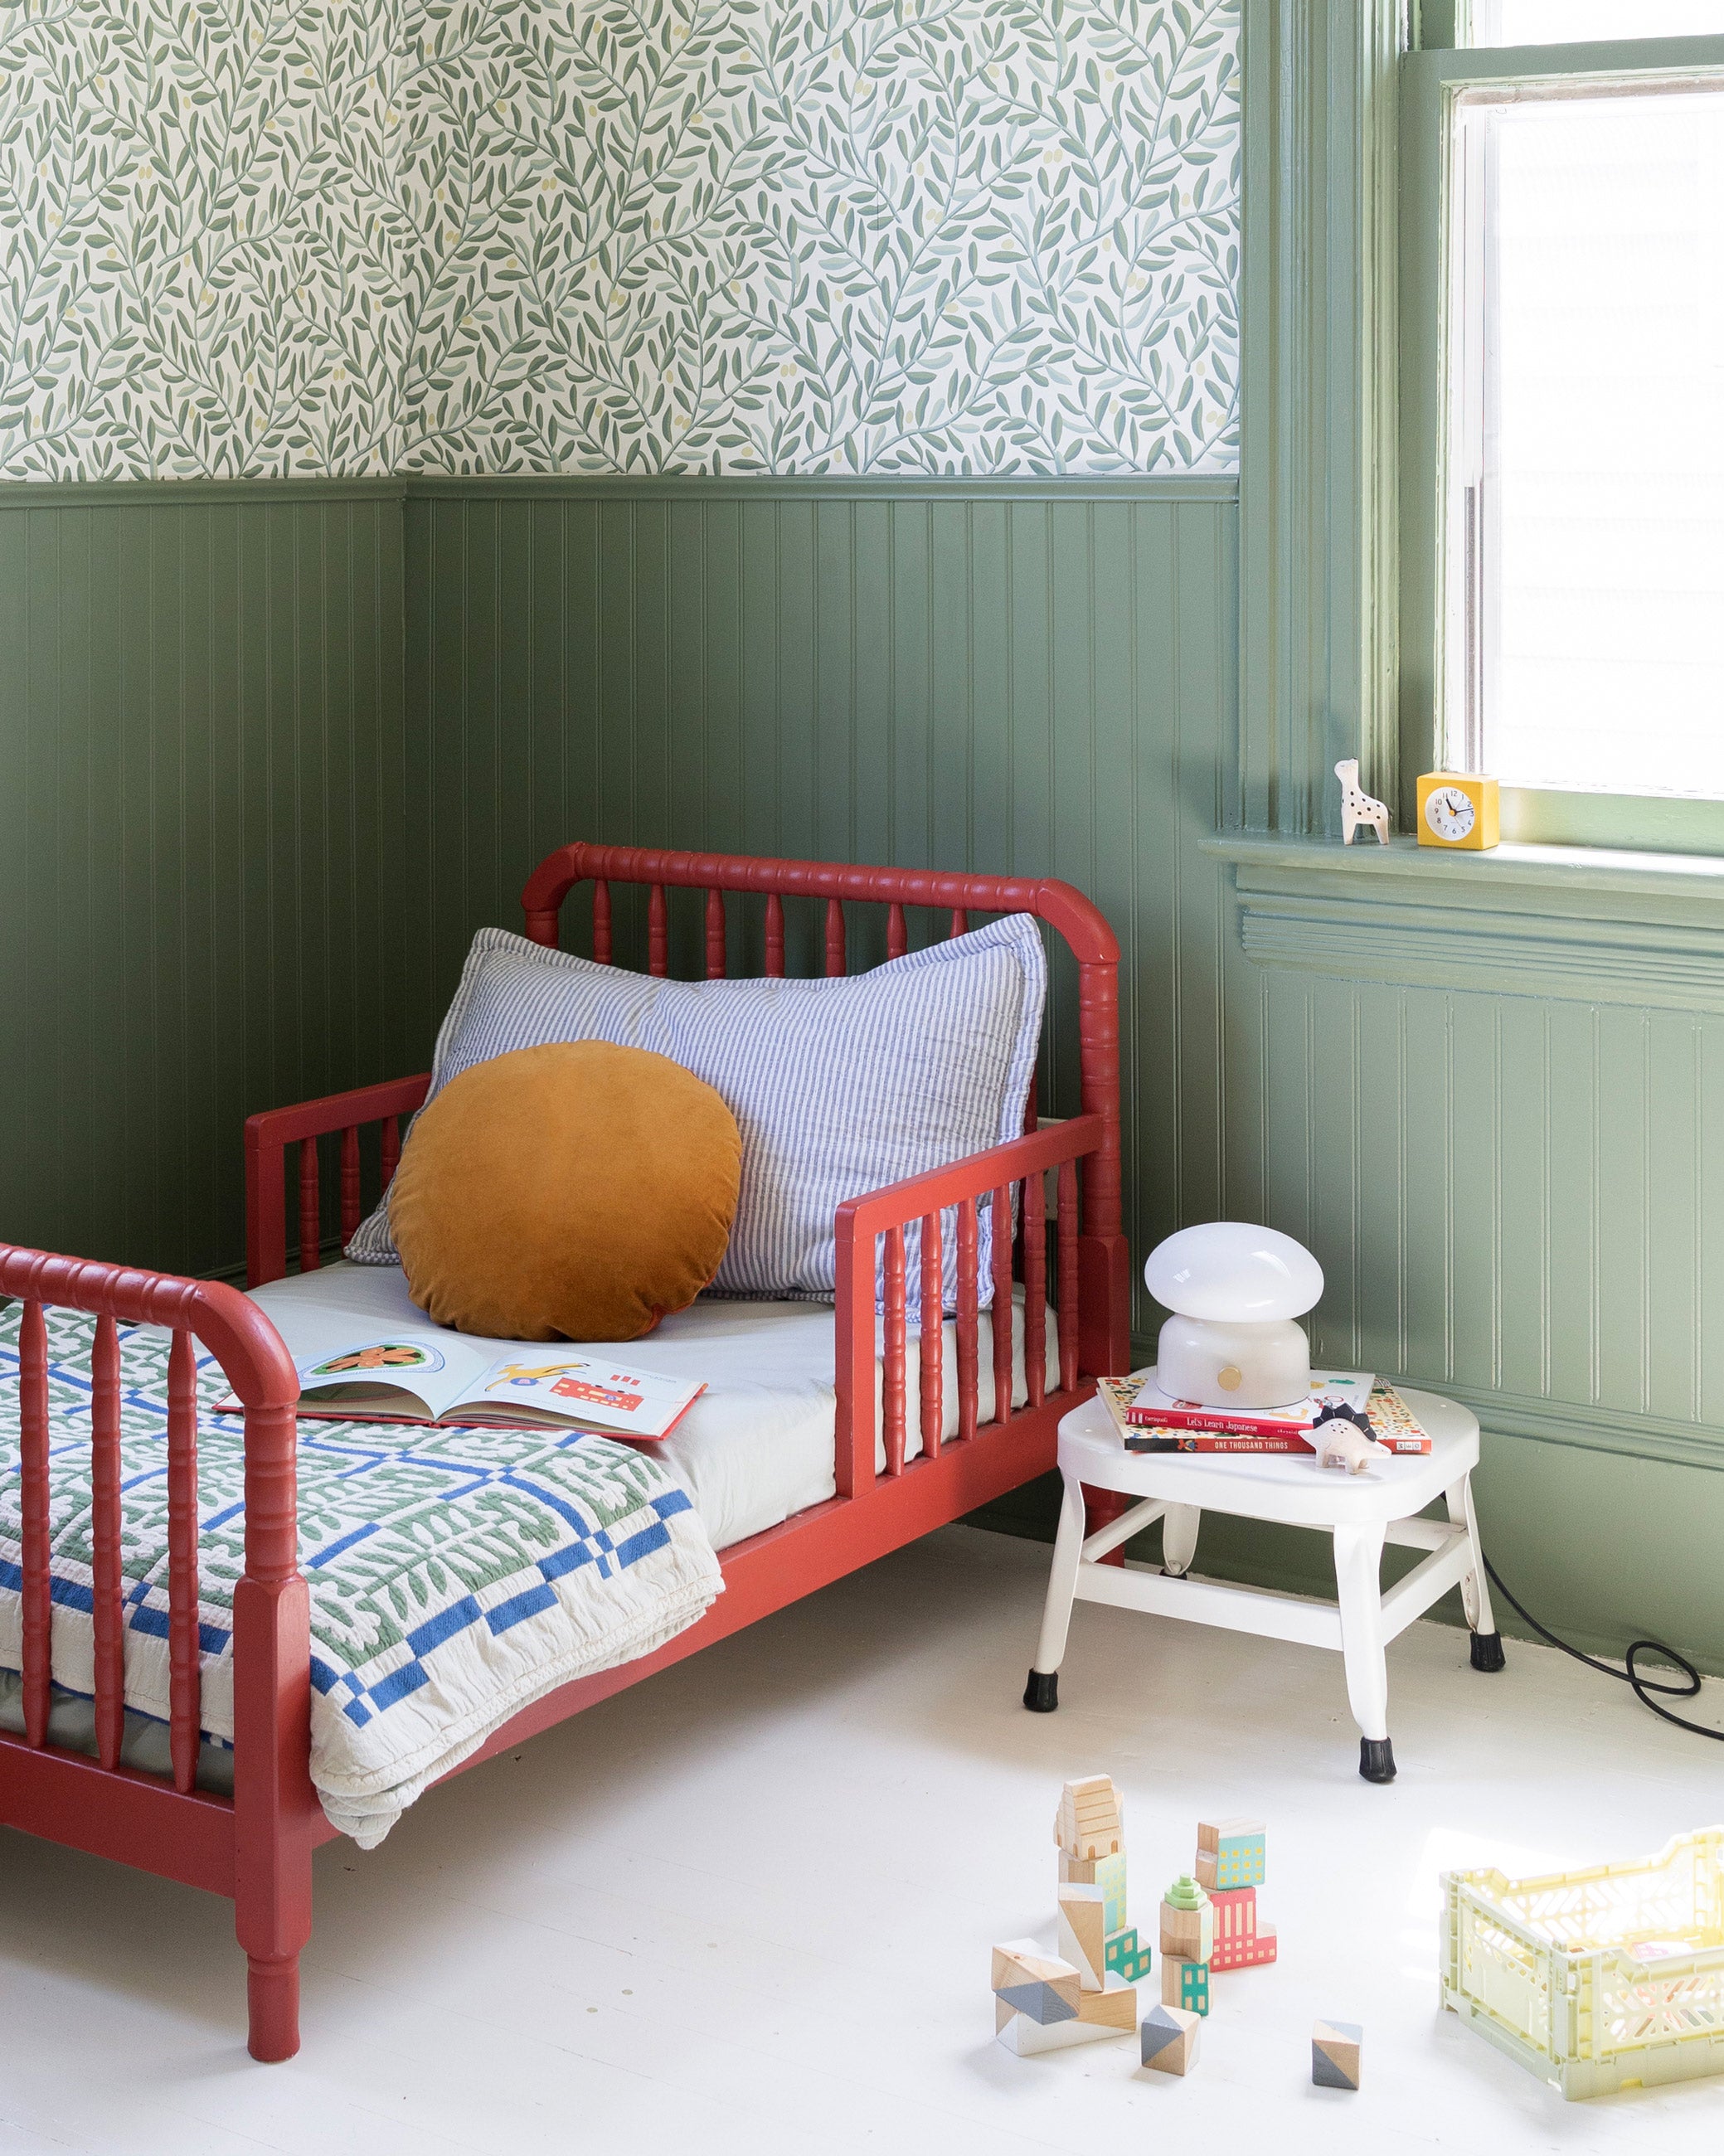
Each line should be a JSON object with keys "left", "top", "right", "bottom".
{"left": 1144, "top": 1223, "right": 1324, "bottom": 1411}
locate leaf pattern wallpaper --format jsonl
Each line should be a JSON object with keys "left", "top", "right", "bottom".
{"left": 0, "top": 0, "right": 1240, "bottom": 479}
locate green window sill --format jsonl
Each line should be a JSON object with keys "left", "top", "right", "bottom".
{"left": 1201, "top": 832, "right": 1724, "bottom": 1012}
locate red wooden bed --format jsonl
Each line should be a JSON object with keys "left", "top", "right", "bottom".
{"left": 0, "top": 842, "right": 1129, "bottom": 2061}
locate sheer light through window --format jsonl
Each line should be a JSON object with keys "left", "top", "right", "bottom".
{"left": 1443, "top": 81, "right": 1724, "bottom": 796}
{"left": 1474, "top": 2, "right": 1724, "bottom": 41}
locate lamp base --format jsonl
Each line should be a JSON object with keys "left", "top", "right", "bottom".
{"left": 1155, "top": 1314, "right": 1311, "bottom": 1411}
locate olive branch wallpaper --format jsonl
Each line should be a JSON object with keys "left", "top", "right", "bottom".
{"left": 0, "top": 0, "right": 1240, "bottom": 478}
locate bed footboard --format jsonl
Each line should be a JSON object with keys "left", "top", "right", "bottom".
{"left": 0, "top": 1246, "right": 314, "bottom": 2061}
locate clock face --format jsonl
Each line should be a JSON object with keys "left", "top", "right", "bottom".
{"left": 1424, "top": 784, "right": 1476, "bottom": 842}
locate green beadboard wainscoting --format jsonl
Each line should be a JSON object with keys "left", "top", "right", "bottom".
{"left": 0, "top": 481, "right": 412, "bottom": 1276}
{"left": 406, "top": 473, "right": 1724, "bottom": 1679}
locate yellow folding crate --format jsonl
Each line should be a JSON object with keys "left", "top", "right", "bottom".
{"left": 1442, "top": 1827, "right": 1724, "bottom": 2100}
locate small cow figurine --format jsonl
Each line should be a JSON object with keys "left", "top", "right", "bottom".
{"left": 1335, "top": 760, "right": 1390, "bottom": 845}
{"left": 1312, "top": 1405, "right": 1391, "bottom": 1475}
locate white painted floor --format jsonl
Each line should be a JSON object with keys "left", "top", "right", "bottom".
{"left": 2, "top": 1525, "right": 1722, "bottom": 2154}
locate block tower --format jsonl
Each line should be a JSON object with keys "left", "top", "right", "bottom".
{"left": 990, "top": 1775, "right": 1144, "bottom": 2054}
{"left": 1056, "top": 1775, "right": 1152, "bottom": 1984}
{"left": 1196, "top": 1816, "right": 1277, "bottom": 1972}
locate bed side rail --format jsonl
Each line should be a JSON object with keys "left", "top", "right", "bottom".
{"left": 832, "top": 1114, "right": 1105, "bottom": 1499}
{"left": 245, "top": 1074, "right": 430, "bottom": 1287}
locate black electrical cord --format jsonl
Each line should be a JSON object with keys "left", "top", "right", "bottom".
{"left": 1481, "top": 1552, "right": 1724, "bottom": 1742}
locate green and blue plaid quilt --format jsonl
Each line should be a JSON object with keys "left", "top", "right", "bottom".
{"left": 0, "top": 1304, "right": 722, "bottom": 1845}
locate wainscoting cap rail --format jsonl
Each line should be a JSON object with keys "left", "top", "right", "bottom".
{"left": 1206, "top": 832, "right": 1724, "bottom": 1015}
{"left": 522, "top": 843, "right": 1121, "bottom": 967}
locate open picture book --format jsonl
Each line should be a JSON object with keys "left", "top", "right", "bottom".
{"left": 216, "top": 1299, "right": 705, "bottom": 1440}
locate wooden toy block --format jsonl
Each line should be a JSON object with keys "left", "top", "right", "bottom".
{"left": 1075, "top": 1974, "right": 1136, "bottom": 2032}
{"left": 1055, "top": 1774, "right": 1124, "bottom": 1862}
{"left": 1060, "top": 1847, "right": 1127, "bottom": 1934}
{"left": 1056, "top": 1885, "right": 1106, "bottom": 1992}
{"left": 1159, "top": 1877, "right": 1214, "bottom": 1964}
{"left": 996, "top": 2004, "right": 1129, "bottom": 2056}
{"left": 1139, "top": 2003, "right": 1202, "bottom": 2076}
{"left": 1197, "top": 1817, "right": 1265, "bottom": 1889}
{"left": 1105, "top": 1925, "right": 1153, "bottom": 1984}
{"left": 991, "top": 1939, "right": 1081, "bottom": 2023}
{"left": 1160, "top": 1956, "right": 1209, "bottom": 2016}
{"left": 1312, "top": 2019, "right": 1362, "bottom": 2090}
{"left": 1239, "top": 1918, "right": 1277, "bottom": 1968}
{"left": 1194, "top": 1849, "right": 1218, "bottom": 1891}
{"left": 1208, "top": 1886, "right": 1260, "bottom": 1970}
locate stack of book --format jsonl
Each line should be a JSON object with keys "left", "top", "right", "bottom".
{"left": 1095, "top": 1371, "right": 1430, "bottom": 1455}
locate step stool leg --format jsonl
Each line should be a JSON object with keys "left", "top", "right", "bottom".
{"left": 1333, "top": 1522, "right": 1396, "bottom": 1781}
{"left": 1446, "top": 1473, "right": 1505, "bottom": 1672}
{"left": 1160, "top": 1501, "right": 1201, "bottom": 1579}
{"left": 1025, "top": 1470, "right": 1088, "bottom": 1711}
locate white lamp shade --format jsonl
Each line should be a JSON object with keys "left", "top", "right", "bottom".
{"left": 1144, "top": 1222, "right": 1323, "bottom": 1323}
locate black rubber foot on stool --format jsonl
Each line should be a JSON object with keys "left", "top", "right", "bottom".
{"left": 1358, "top": 1736, "right": 1396, "bottom": 1784}
{"left": 1023, "top": 1669, "right": 1060, "bottom": 1713}
{"left": 1470, "top": 1629, "right": 1507, "bottom": 1673}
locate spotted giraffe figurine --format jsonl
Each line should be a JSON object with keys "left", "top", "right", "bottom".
{"left": 1335, "top": 759, "right": 1390, "bottom": 844}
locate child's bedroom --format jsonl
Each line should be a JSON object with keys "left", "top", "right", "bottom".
{"left": 4, "top": 0, "right": 1724, "bottom": 2148}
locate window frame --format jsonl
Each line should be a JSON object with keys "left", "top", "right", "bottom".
{"left": 1399, "top": 28, "right": 1724, "bottom": 851}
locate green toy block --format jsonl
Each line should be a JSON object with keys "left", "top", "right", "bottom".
{"left": 1179, "top": 1959, "right": 1210, "bottom": 2016}
{"left": 1104, "top": 1925, "right": 1153, "bottom": 1984}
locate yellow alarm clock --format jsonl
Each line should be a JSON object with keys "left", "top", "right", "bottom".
{"left": 1416, "top": 770, "right": 1499, "bottom": 852}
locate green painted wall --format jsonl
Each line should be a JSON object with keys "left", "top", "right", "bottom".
{"left": 405, "top": 477, "right": 1724, "bottom": 1679}
{"left": 0, "top": 483, "right": 411, "bottom": 1275}
{"left": 7, "top": 471, "right": 1724, "bottom": 1685}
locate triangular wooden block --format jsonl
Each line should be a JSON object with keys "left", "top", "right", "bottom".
{"left": 1056, "top": 1885, "right": 1106, "bottom": 1991}
{"left": 997, "top": 1979, "right": 1078, "bottom": 2026}
{"left": 991, "top": 1938, "right": 1080, "bottom": 2014}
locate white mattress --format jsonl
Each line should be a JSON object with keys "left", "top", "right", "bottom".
{"left": 248, "top": 1263, "right": 1059, "bottom": 1554}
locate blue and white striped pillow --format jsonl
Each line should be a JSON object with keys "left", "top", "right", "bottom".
{"left": 346, "top": 915, "right": 1047, "bottom": 1311}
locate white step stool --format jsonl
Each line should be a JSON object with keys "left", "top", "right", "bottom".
{"left": 1025, "top": 1385, "right": 1504, "bottom": 1781}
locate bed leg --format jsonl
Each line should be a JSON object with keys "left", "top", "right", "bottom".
{"left": 246, "top": 1951, "right": 303, "bottom": 2063}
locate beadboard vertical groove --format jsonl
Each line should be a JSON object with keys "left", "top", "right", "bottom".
{"left": 0, "top": 488, "right": 407, "bottom": 1276}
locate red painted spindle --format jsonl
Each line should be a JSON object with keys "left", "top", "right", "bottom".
{"left": 1057, "top": 1158, "right": 1079, "bottom": 1394}
{"left": 593, "top": 878, "right": 613, "bottom": 964}
{"left": 1024, "top": 1168, "right": 1047, "bottom": 1410}
{"left": 705, "top": 888, "right": 726, "bottom": 978}
{"left": 91, "top": 1314, "right": 124, "bottom": 1771}
{"left": 950, "top": 908, "right": 969, "bottom": 939}
{"left": 648, "top": 884, "right": 668, "bottom": 976}
{"left": 920, "top": 1210, "right": 944, "bottom": 1461}
{"left": 168, "top": 1328, "right": 202, "bottom": 1794}
{"left": 886, "top": 902, "right": 907, "bottom": 960}
{"left": 991, "top": 1183, "right": 1013, "bottom": 1429}
{"left": 956, "top": 1197, "right": 979, "bottom": 1445}
{"left": 20, "top": 1300, "right": 51, "bottom": 1749}
{"left": 824, "top": 897, "right": 846, "bottom": 976}
{"left": 339, "top": 1126, "right": 361, "bottom": 1243}
{"left": 381, "top": 1114, "right": 401, "bottom": 1188}
{"left": 298, "top": 1139, "right": 319, "bottom": 1273}
{"left": 884, "top": 1226, "right": 907, "bottom": 1475}
{"left": 765, "top": 891, "right": 786, "bottom": 977}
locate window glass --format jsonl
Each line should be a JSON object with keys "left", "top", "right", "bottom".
{"left": 1444, "top": 83, "right": 1724, "bottom": 795}
{"left": 1474, "top": 2, "right": 1724, "bottom": 40}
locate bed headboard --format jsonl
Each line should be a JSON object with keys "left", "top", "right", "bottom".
{"left": 517, "top": 842, "right": 1129, "bottom": 1377}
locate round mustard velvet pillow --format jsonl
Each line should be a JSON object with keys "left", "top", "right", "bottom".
{"left": 387, "top": 1040, "right": 741, "bottom": 1343}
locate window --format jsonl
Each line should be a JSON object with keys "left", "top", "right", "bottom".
{"left": 1471, "top": 2, "right": 1724, "bottom": 43}
{"left": 1440, "top": 78, "right": 1724, "bottom": 796}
